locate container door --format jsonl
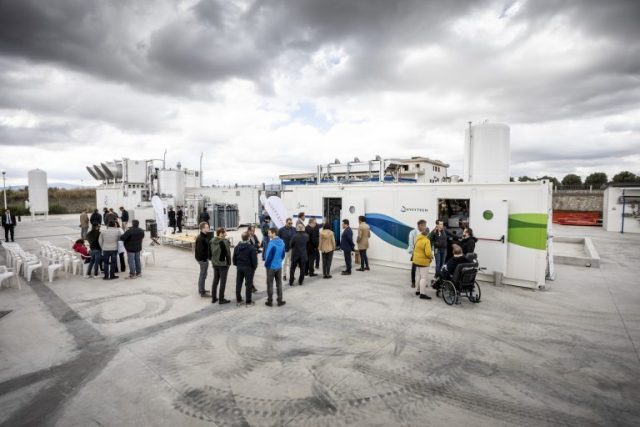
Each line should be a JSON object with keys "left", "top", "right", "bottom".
{"left": 470, "top": 200, "right": 508, "bottom": 274}
{"left": 342, "top": 196, "right": 365, "bottom": 231}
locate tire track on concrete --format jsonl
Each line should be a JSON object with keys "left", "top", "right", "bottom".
{"left": 0, "top": 275, "right": 117, "bottom": 427}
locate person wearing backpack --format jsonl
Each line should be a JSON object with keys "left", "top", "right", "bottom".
{"left": 210, "top": 227, "right": 232, "bottom": 305}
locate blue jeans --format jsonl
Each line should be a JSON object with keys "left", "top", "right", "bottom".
{"left": 88, "top": 249, "right": 102, "bottom": 276}
{"left": 102, "top": 250, "right": 118, "bottom": 278}
{"left": 434, "top": 248, "right": 446, "bottom": 277}
{"left": 127, "top": 251, "right": 141, "bottom": 276}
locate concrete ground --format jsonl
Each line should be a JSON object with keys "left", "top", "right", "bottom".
{"left": 1, "top": 216, "right": 639, "bottom": 427}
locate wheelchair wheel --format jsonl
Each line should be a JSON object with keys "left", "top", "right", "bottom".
{"left": 442, "top": 281, "right": 457, "bottom": 305}
{"left": 466, "top": 281, "right": 481, "bottom": 303}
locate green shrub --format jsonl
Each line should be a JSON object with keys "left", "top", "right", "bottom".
{"left": 49, "top": 204, "right": 68, "bottom": 214}
{"left": 5, "top": 205, "right": 30, "bottom": 216}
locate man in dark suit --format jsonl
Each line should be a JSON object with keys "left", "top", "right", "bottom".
{"left": 289, "top": 224, "right": 309, "bottom": 286}
{"left": 340, "top": 219, "right": 355, "bottom": 275}
{"left": 176, "top": 206, "right": 184, "bottom": 233}
{"left": 168, "top": 207, "right": 176, "bottom": 234}
{"left": 2, "top": 209, "right": 16, "bottom": 242}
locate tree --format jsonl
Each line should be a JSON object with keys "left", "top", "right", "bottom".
{"left": 538, "top": 175, "right": 560, "bottom": 186}
{"left": 518, "top": 176, "right": 535, "bottom": 182}
{"left": 561, "top": 174, "right": 582, "bottom": 186}
{"left": 585, "top": 172, "right": 608, "bottom": 188}
{"left": 612, "top": 171, "right": 640, "bottom": 183}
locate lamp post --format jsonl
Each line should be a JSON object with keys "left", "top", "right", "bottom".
{"left": 2, "top": 171, "right": 6, "bottom": 209}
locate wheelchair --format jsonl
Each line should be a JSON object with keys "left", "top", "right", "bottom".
{"left": 432, "top": 253, "right": 483, "bottom": 306}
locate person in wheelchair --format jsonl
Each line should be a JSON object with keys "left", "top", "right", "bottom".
{"left": 440, "top": 244, "right": 467, "bottom": 281}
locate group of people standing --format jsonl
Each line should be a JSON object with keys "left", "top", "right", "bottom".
{"left": 407, "top": 219, "right": 478, "bottom": 300}
{"left": 194, "top": 212, "right": 373, "bottom": 308}
{"left": 76, "top": 207, "right": 145, "bottom": 280}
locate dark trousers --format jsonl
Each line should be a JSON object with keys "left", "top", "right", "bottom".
{"left": 117, "top": 253, "right": 126, "bottom": 272}
{"left": 3, "top": 225, "right": 14, "bottom": 242}
{"left": 307, "top": 249, "right": 318, "bottom": 275}
{"left": 89, "top": 249, "right": 102, "bottom": 276}
{"left": 212, "top": 266, "right": 228, "bottom": 300}
{"left": 236, "top": 266, "right": 254, "bottom": 302}
{"left": 343, "top": 250, "right": 352, "bottom": 272}
{"left": 411, "top": 262, "right": 417, "bottom": 284}
{"left": 289, "top": 258, "right": 306, "bottom": 285}
{"left": 434, "top": 249, "right": 446, "bottom": 277}
{"left": 266, "top": 269, "right": 283, "bottom": 302}
{"left": 359, "top": 249, "right": 369, "bottom": 269}
{"left": 322, "top": 252, "right": 333, "bottom": 276}
{"left": 314, "top": 248, "right": 320, "bottom": 269}
{"left": 177, "top": 219, "right": 182, "bottom": 233}
{"left": 197, "top": 260, "right": 208, "bottom": 294}
{"left": 102, "top": 250, "right": 118, "bottom": 278}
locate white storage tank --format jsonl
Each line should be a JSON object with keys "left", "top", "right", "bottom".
{"left": 464, "top": 123, "right": 510, "bottom": 183}
{"left": 28, "top": 169, "right": 49, "bottom": 215}
{"left": 158, "top": 169, "right": 185, "bottom": 206}
{"left": 184, "top": 170, "right": 200, "bottom": 188}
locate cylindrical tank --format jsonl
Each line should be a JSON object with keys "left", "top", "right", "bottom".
{"left": 158, "top": 169, "right": 185, "bottom": 205}
{"left": 28, "top": 169, "right": 49, "bottom": 214}
{"left": 464, "top": 123, "right": 510, "bottom": 183}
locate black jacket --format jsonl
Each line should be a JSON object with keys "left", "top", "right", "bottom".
{"left": 290, "top": 231, "right": 309, "bottom": 261}
{"left": 428, "top": 229, "right": 451, "bottom": 250}
{"left": 195, "top": 232, "right": 211, "bottom": 262}
{"left": 442, "top": 256, "right": 468, "bottom": 280}
{"left": 168, "top": 210, "right": 176, "bottom": 226}
{"left": 305, "top": 225, "right": 319, "bottom": 251}
{"left": 120, "top": 210, "right": 129, "bottom": 222}
{"left": 177, "top": 209, "right": 183, "bottom": 221}
{"left": 1, "top": 213, "right": 16, "bottom": 227}
{"left": 121, "top": 226, "right": 145, "bottom": 252}
{"left": 233, "top": 241, "right": 258, "bottom": 269}
{"left": 90, "top": 212, "right": 102, "bottom": 225}
{"left": 460, "top": 236, "right": 477, "bottom": 254}
{"left": 199, "top": 211, "right": 210, "bottom": 223}
{"left": 86, "top": 229, "right": 101, "bottom": 251}
{"left": 277, "top": 226, "right": 296, "bottom": 251}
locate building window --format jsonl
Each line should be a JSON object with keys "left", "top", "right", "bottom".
{"left": 415, "top": 164, "right": 420, "bottom": 169}
{"left": 402, "top": 165, "right": 409, "bottom": 171}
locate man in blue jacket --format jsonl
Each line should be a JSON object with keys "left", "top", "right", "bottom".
{"left": 277, "top": 218, "right": 296, "bottom": 281}
{"left": 233, "top": 232, "right": 258, "bottom": 306}
{"left": 340, "top": 219, "right": 355, "bottom": 275}
{"left": 263, "top": 227, "right": 286, "bottom": 307}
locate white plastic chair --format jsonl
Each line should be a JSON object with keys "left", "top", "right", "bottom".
{"left": 141, "top": 249, "right": 155, "bottom": 267}
{"left": 0, "top": 266, "right": 20, "bottom": 290}
{"left": 25, "top": 260, "right": 43, "bottom": 283}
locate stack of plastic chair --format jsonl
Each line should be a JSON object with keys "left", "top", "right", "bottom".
{"left": 0, "top": 265, "right": 20, "bottom": 290}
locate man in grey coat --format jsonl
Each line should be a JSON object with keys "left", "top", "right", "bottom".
{"left": 99, "top": 220, "right": 123, "bottom": 280}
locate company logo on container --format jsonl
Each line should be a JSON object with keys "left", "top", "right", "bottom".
{"left": 400, "top": 206, "right": 428, "bottom": 213}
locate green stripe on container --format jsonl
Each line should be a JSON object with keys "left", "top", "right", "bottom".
{"left": 508, "top": 213, "right": 548, "bottom": 250}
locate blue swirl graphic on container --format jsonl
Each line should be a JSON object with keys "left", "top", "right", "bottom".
{"left": 365, "top": 213, "right": 413, "bottom": 249}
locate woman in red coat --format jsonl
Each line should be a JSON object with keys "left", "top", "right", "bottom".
{"left": 73, "top": 239, "right": 90, "bottom": 263}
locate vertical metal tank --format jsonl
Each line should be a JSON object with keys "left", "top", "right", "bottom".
{"left": 28, "top": 169, "right": 49, "bottom": 214}
{"left": 464, "top": 123, "right": 510, "bottom": 183}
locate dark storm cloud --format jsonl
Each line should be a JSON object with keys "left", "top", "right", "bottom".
{"left": 0, "top": 123, "right": 73, "bottom": 146}
{"left": 1, "top": 0, "right": 638, "bottom": 118}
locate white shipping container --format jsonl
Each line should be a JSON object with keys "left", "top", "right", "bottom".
{"left": 282, "top": 181, "right": 552, "bottom": 289}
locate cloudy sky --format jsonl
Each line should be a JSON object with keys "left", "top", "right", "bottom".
{"left": 0, "top": 0, "right": 639, "bottom": 186}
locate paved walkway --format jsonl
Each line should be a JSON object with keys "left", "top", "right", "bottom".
{"left": 1, "top": 217, "right": 639, "bottom": 426}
